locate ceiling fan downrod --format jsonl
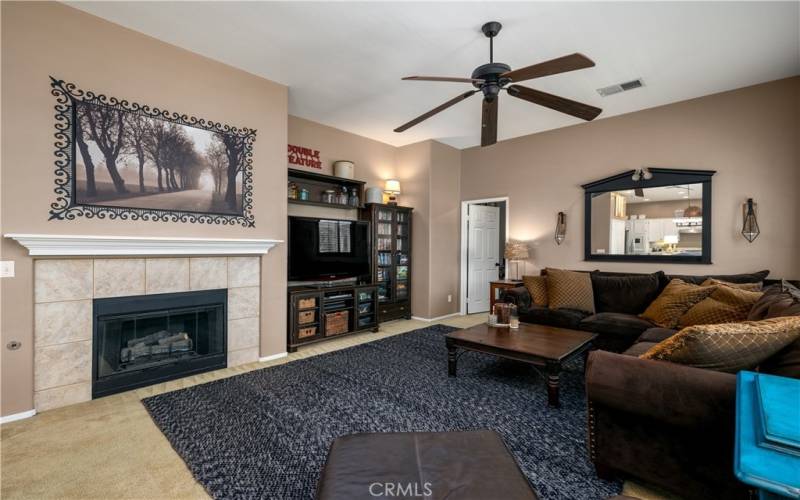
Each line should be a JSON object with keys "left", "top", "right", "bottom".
{"left": 481, "top": 21, "right": 502, "bottom": 63}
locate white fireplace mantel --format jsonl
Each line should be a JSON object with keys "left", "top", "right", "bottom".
{"left": 4, "top": 234, "right": 282, "bottom": 256}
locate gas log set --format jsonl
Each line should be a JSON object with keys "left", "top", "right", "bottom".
{"left": 120, "top": 330, "right": 194, "bottom": 364}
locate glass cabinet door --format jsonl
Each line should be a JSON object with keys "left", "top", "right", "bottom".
{"left": 376, "top": 208, "right": 394, "bottom": 302}
{"left": 395, "top": 210, "right": 409, "bottom": 300}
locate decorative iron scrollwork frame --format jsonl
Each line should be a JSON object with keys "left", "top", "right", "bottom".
{"left": 49, "top": 77, "right": 256, "bottom": 227}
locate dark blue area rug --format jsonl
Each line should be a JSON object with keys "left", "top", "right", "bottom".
{"left": 143, "top": 324, "right": 621, "bottom": 499}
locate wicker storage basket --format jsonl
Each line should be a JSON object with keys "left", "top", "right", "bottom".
{"left": 298, "top": 310, "right": 316, "bottom": 325}
{"left": 325, "top": 311, "right": 349, "bottom": 336}
{"left": 298, "top": 326, "right": 317, "bottom": 339}
{"left": 298, "top": 297, "right": 316, "bottom": 309}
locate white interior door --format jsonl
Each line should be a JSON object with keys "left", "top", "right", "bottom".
{"left": 467, "top": 204, "right": 500, "bottom": 314}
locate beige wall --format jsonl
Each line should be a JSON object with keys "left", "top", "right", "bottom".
{"left": 288, "top": 115, "right": 395, "bottom": 192}
{"left": 428, "top": 142, "right": 461, "bottom": 319}
{"left": 461, "top": 77, "right": 800, "bottom": 279}
{"left": 0, "top": 2, "right": 288, "bottom": 416}
{"left": 396, "top": 140, "right": 461, "bottom": 319}
{"left": 396, "top": 142, "right": 431, "bottom": 317}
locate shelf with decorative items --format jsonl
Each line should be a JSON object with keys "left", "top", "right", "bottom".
{"left": 288, "top": 168, "right": 365, "bottom": 210}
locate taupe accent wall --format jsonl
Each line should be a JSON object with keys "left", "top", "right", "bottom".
{"left": 461, "top": 77, "right": 800, "bottom": 279}
{"left": 397, "top": 141, "right": 461, "bottom": 319}
{"left": 1, "top": 2, "right": 288, "bottom": 416}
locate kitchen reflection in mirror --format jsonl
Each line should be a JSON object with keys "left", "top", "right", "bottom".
{"left": 583, "top": 168, "right": 714, "bottom": 264}
{"left": 590, "top": 184, "right": 703, "bottom": 258}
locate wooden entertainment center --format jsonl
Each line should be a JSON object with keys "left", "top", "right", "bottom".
{"left": 286, "top": 168, "right": 413, "bottom": 352}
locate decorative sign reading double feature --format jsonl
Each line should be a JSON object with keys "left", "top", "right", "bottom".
{"left": 49, "top": 77, "right": 256, "bottom": 226}
{"left": 287, "top": 144, "right": 322, "bottom": 169}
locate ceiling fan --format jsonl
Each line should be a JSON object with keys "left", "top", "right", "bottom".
{"left": 394, "top": 21, "right": 602, "bottom": 147}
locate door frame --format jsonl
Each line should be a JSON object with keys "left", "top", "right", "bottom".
{"left": 459, "top": 196, "right": 510, "bottom": 315}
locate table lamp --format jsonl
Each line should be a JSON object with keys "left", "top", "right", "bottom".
{"left": 504, "top": 242, "right": 529, "bottom": 280}
{"left": 384, "top": 179, "right": 401, "bottom": 205}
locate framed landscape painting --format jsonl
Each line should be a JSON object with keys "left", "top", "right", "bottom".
{"left": 49, "top": 77, "right": 256, "bottom": 226}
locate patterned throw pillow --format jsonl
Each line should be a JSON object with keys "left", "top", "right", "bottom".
{"left": 640, "top": 279, "right": 717, "bottom": 328}
{"left": 522, "top": 275, "right": 548, "bottom": 306}
{"left": 545, "top": 268, "right": 594, "bottom": 313}
{"left": 679, "top": 286, "right": 764, "bottom": 327}
{"left": 701, "top": 278, "right": 762, "bottom": 292}
{"left": 640, "top": 317, "right": 800, "bottom": 373}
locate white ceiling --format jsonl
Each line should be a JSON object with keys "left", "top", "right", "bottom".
{"left": 68, "top": 2, "right": 800, "bottom": 149}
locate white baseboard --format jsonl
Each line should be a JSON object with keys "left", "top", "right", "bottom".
{"left": 259, "top": 352, "right": 288, "bottom": 363}
{"left": 411, "top": 312, "right": 461, "bottom": 322}
{"left": 1, "top": 409, "right": 36, "bottom": 425}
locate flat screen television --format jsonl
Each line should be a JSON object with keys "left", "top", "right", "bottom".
{"left": 288, "top": 216, "right": 370, "bottom": 282}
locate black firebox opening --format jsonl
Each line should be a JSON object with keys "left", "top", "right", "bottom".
{"left": 92, "top": 289, "right": 227, "bottom": 398}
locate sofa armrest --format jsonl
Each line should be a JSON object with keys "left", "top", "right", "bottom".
{"left": 500, "top": 286, "right": 531, "bottom": 310}
{"left": 586, "top": 350, "right": 736, "bottom": 427}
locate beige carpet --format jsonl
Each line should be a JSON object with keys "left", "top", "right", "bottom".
{"left": 1, "top": 314, "right": 674, "bottom": 499}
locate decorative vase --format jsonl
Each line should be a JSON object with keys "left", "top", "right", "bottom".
{"left": 333, "top": 161, "right": 355, "bottom": 179}
{"left": 365, "top": 187, "right": 383, "bottom": 204}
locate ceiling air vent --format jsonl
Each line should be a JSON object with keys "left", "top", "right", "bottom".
{"left": 596, "top": 78, "right": 644, "bottom": 97}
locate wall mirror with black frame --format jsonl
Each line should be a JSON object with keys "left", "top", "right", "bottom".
{"left": 582, "top": 168, "right": 716, "bottom": 264}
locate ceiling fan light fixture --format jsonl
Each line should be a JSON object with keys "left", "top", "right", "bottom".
{"left": 394, "top": 22, "right": 602, "bottom": 147}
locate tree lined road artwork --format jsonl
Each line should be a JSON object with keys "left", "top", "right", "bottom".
{"left": 74, "top": 101, "right": 246, "bottom": 215}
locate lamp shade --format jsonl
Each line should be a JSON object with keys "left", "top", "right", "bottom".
{"left": 663, "top": 234, "right": 679, "bottom": 244}
{"left": 504, "top": 241, "right": 529, "bottom": 260}
{"left": 384, "top": 179, "right": 401, "bottom": 194}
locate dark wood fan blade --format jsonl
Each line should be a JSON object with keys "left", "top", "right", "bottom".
{"left": 402, "top": 76, "right": 484, "bottom": 84}
{"left": 501, "top": 53, "right": 595, "bottom": 83}
{"left": 507, "top": 85, "right": 602, "bottom": 121}
{"left": 481, "top": 97, "right": 498, "bottom": 147}
{"left": 394, "top": 90, "right": 478, "bottom": 133}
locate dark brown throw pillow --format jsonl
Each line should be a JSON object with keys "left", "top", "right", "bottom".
{"left": 590, "top": 271, "right": 666, "bottom": 314}
{"left": 748, "top": 281, "right": 800, "bottom": 321}
{"left": 522, "top": 275, "right": 548, "bottom": 306}
{"left": 545, "top": 268, "right": 595, "bottom": 314}
{"left": 701, "top": 278, "right": 762, "bottom": 292}
{"left": 668, "top": 270, "right": 769, "bottom": 286}
{"left": 640, "top": 317, "right": 800, "bottom": 373}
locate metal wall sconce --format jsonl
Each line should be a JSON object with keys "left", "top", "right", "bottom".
{"left": 742, "top": 198, "right": 760, "bottom": 242}
{"left": 555, "top": 212, "right": 567, "bottom": 245}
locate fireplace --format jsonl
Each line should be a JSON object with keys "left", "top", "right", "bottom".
{"left": 93, "top": 289, "right": 227, "bottom": 398}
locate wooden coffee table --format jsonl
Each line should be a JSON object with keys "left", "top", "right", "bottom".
{"left": 445, "top": 322, "right": 597, "bottom": 408}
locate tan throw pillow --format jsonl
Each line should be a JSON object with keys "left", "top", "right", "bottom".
{"left": 640, "top": 317, "right": 800, "bottom": 373}
{"left": 522, "top": 275, "right": 548, "bottom": 306}
{"left": 640, "top": 279, "right": 717, "bottom": 328}
{"left": 545, "top": 268, "right": 594, "bottom": 313}
{"left": 679, "top": 286, "right": 764, "bottom": 327}
{"left": 701, "top": 278, "right": 762, "bottom": 292}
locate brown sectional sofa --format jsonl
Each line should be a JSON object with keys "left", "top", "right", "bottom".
{"left": 503, "top": 270, "right": 800, "bottom": 500}
{"left": 501, "top": 269, "right": 773, "bottom": 352}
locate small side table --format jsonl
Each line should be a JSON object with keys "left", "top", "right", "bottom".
{"left": 489, "top": 280, "right": 523, "bottom": 311}
{"left": 734, "top": 371, "right": 800, "bottom": 499}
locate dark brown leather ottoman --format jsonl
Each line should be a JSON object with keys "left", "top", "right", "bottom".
{"left": 316, "top": 430, "right": 538, "bottom": 500}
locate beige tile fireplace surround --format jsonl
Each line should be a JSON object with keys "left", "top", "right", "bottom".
{"left": 33, "top": 256, "right": 262, "bottom": 412}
